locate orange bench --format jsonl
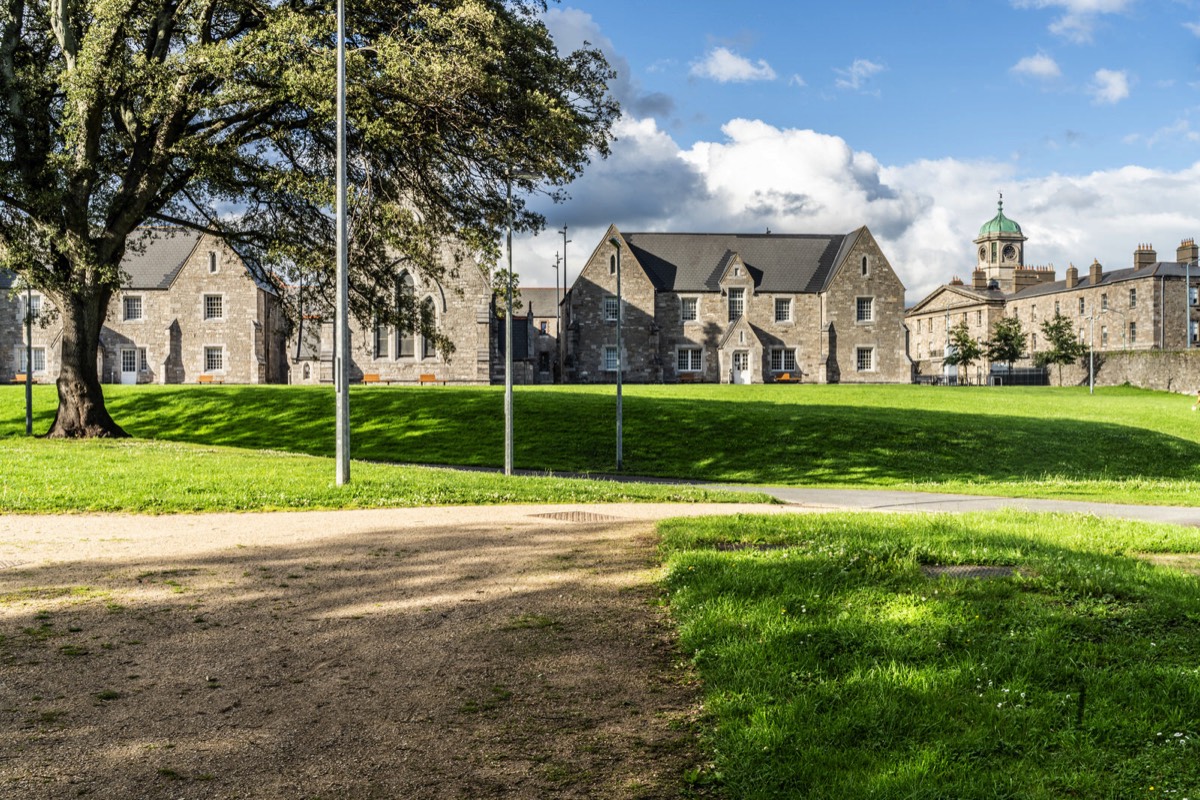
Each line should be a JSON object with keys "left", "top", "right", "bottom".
{"left": 774, "top": 372, "right": 801, "bottom": 383}
{"left": 362, "top": 373, "right": 381, "bottom": 384}
{"left": 198, "top": 374, "right": 224, "bottom": 384}
{"left": 419, "top": 373, "right": 444, "bottom": 385}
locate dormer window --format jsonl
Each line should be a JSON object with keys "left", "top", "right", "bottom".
{"left": 728, "top": 288, "right": 744, "bottom": 321}
{"left": 734, "top": 266, "right": 741, "bottom": 277}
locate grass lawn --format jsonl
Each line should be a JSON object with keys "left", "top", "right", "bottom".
{"left": 659, "top": 511, "right": 1200, "bottom": 799}
{"left": 6, "top": 382, "right": 1199, "bottom": 506}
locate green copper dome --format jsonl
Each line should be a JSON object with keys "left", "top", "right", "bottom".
{"left": 978, "top": 195, "right": 1022, "bottom": 236}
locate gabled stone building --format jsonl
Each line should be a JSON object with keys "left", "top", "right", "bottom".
{"left": 2, "top": 228, "right": 288, "bottom": 384}
{"left": 908, "top": 198, "right": 1200, "bottom": 380}
{"left": 565, "top": 225, "right": 910, "bottom": 384}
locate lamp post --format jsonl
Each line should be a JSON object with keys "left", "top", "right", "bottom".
{"left": 551, "top": 252, "right": 560, "bottom": 383}
{"left": 608, "top": 236, "right": 623, "bottom": 471}
{"left": 560, "top": 225, "right": 571, "bottom": 380}
{"left": 1087, "top": 313, "right": 1095, "bottom": 395}
{"left": 24, "top": 282, "right": 32, "bottom": 436}
{"left": 504, "top": 177, "right": 515, "bottom": 476}
{"left": 333, "top": 0, "right": 350, "bottom": 485}
{"left": 1188, "top": 257, "right": 1194, "bottom": 349}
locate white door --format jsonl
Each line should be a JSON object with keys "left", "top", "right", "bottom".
{"left": 120, "top": 348, "right": 138, "bottom": 385}
{"left": 732, "top": 351, "right": 751, "bottom": 384}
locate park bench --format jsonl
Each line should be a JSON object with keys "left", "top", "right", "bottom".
{"left": 774, "top": 372, "right": 801, "bottom": 383}
{"left": 418, "top": 373, "right": 445, "bottom": 385}
{"left": 198, "top": 374, "right": 224, "bottom": 384}
{"left": 11, "top": 373, "right": 36, "bottom": 384}
{"left": 678, "top": 372, "right": 700, "bottom": 384}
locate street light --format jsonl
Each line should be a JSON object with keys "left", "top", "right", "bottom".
{"left": 608, "top": 236, "right": 623, "bottom": 471}
{"left": 560, "top": 225, "right": 571, "bottom": 380}
{"left": 24, "top": 281, "right": 32, "bottom": 436}
{"left": 1086, "top": 312, "right": 1095, "bottom": 395}
{"left": 551, "top": 252, "right": 560, "bottom": 383}
{"left": 1187, "top": 256, "right": 1195, "bottom": 349}
{"left": 502, "top": 171, "right": 536, "bottom": 476}
{"left": 334, "top": 0, "right": 350, "bottom": 485}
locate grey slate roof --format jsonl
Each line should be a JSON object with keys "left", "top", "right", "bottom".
{"left": 121, "top": 228, "right": 204, "bottom": 289}
{"left": 0, "top": 270, "right": 14, "bottom": 290}
{"left": 1011, "top": 261, "right": 1193, "bottom": 300}
{"left": 516, "top": 287, "right": 561, "bottom": 318}
{"left": 622, "top": 232, "right": 850, "bottom": 294}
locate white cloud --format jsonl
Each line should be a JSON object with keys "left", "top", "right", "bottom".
{"left": 1090, "top": 68, "right": 1130, "bottom": 104}
{"left": 789, "top": 74, "right": 807, "bottom": 88}
{"left": 690, "top": 47, "right": 777, "bottom": 83}
{"left": 1013, "top": 0, "right": 1133, "bottom": 43}
{"left": 1011, "top": 52, "right": 1062, "bottom": 79}
{"left": 1185, "top": 21, "right": 1200, "bottom": 37}
{"left": 834, "top": 59, "right": 885, "bottom": 92}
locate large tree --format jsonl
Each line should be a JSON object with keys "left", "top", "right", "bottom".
{"left": 0, "top": 0, "right": 617, "bottom": 437}
{"left": 1035, "top": 311, "right": 1088, "bottom": 385}
{"left": 985, "top": 315, "right": 1028, "bottom": 374}
{"left": 943, "top": 320, "right": 983, "bottom": 385}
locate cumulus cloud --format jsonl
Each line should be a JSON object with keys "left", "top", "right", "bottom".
{"left": 690, "top": 47, "right": 777, "bottom": 83}
{"left": 1011, "top": 52, "right": 1062, "bottom": 79}
{"left": 1185, "top": 21, "right": 1200, "bottom": 36}
{"left": 1013, "top": 0, "right": 1133, "bottom": 43}
{"left": 1090, "top": 68, "right": 1130, "bottom": 103}
{"left": 834, "top": 59, "right": 885, "bottom": 92}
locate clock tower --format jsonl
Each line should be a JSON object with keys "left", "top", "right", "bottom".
{"left": 973, "top": 193, "right": 1027, "bottom": 293}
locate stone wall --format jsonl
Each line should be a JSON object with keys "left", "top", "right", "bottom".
{"left": 1047, "top": 349, "right": 1200, "bottom": 394}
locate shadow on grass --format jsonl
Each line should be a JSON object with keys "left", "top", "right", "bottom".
{"left": 67, "top": 386, "right": 1200, "bottom": 487}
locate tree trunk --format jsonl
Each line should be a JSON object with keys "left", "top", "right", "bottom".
{"left": 46, "top": 289, "right": 129, "bottom": 438}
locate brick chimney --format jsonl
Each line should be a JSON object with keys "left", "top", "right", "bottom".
{"left": 949, "top": 275, "right": 963, "bottom": 286}
{"left": 1178, "top": 238, "right": 1199, "bottom": 264}
{"left": 1089, "top": 258, "right": 1103, "bottom": 286}
{"left": 1134, "top": 243, "right": 1156, "bottom": 270}
{"left": 972, "top": 269, "right": 987, "bottom": 289}
{"left": 1065, "top": 263, "right": 1078, "bottom": 289}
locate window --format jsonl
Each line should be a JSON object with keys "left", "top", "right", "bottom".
{"left": 1129, "top": 322, "right": 1137, "bottom": 344}
{"left": 123, "top": 295, "right": 143, "bottom": 321}
{"left": 1130, "top": 288, "right": 1138, "bottom": 308}
{"left": 203, "top": 294, "right": 224, "bottom": 320}
{"left": 681, "top": 297, "right": 698, "bottom": 322}
{"left": 861, "top": 255, "right": 869, "bottom": 276}
{"left": 603, "top": 296, "right": 619, "bottom": 322}
{"left": 976, "top": 310, "right": 982, "bottom": 325}
{"left": 1031, "top": 334, "right": 1038, "bottom": 350}
{"left": 855, "top": 347, "right": 874, "bottom": 372}
{"left": 677, "top": 347, "right": 702, "bottom": 372}
{"left": 204, "top": 346, "right": 223, "bottom": 372}
{"left": 121, "top": 348, "right": 137, "bottom": 373}
{"left": 609, "top": 254, "right": 616, "bottom": 275}
{"left": 1101, "top": 293, "right": 1108, "bottom": 311}
{"left": 775, "top": 298, "right": 791, "bottom": 322}
{"left": 1079, "top": 297, "right": 1086, "bottom": 315}
{"left": 728, "top": 288, "right": 744, "bottom": 321}
{"left": 26, "top": 294, "right": 41, "bottom": 321}
{"left": 20, "top": 346, "right": 46, "bottom": 373}
{"left": 373, "top": 319, "right": 389, "bottom": 359}
{"left": 538, "top": 352, "right": 550, "bottom": 372}
{"left": 1191, "top": 286, "right": 1199, "bottom": 307}
{"left": 603, "top": 345, "right": 619, "bottom": 371}
{"left": 1101, "top": 326, "right": 1108, "bottom": 347}
{"left": 1192, "top": 319, "right": 1199, "bottom": 342}
{"left": 1031, "top": 305, "right": 1037, "bottom": 321}
{"left": 540, "top": 321, "right": 548, "bottom": 334}
{"left": 1054, "top": 301, "right": 1060, "bottom": 315}
{"left": 856, "top": 297, "right": 874, "bottom": 323}
{"left": 397, "top": 273, "right": 415, "bottom": 358}
{"left": 421, "top": 297, "right": 437, "bottom": 358}
{"left": 927, "top": 318, "right": 932, "bottom": 332}
{"left": 770, "top": 347, "right": 797, "bottom": 372}
{"left": 208, "top": 251, "right": 218, "bottom": 274}
{"left": 733, "top": 266, "right": 741, "bottom": 277}
{"left": 138, "top": 347, "right": 148, "bottom": 372}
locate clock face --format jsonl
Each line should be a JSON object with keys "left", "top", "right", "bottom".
{"left": 978, "top": 246, "right": 987, "bottom": 261}
{"left": 1003, "top": 244, "right": 1018, "bottom": 261}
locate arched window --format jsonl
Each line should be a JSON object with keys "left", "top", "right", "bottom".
{"left": 302, "top": 363, "right": 311, "bottom": 380}
{"left": 861, "top": 255, "right": 868, "bottom": 276}
{"left": 609, "top": 254, "right": 616, "bottom": 275}
{"left": 396, "top": 272, "right": 415, "bottom": 358}
{"left": 421, "top": 296, "right": 438, "bottom": 359}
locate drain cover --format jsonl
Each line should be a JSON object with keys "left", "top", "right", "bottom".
{"left": 714, "top": 542, "right": 791, "bottom": 551}
{"left": 531, "top": 511, "right": 623, "bottom": 523}
{"left": 922, "top": 565, "right": 1018, "bottom": 580}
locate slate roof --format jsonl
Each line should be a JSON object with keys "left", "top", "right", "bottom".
{"left": 0, "top": 270, "right": 14, "bottom": 290}
{"left": 622, "top": 232, "right": 851, "bottom": 294}
{"left": 516, "top": 287, "right": 561, "bottom": 318}
{"left": 1010, "top": 261, "right": 1192, "bottom": 300}
{"left": 121, "top": 228, "right": 204, "bottom": 289}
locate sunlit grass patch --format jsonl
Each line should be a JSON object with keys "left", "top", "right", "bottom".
{"left": 659, "top": 511, "right": 1200, "bottom": 799}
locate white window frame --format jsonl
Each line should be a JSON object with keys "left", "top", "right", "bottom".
{"left": 603, "top": 345, "right": 619, "bottom": 372}
{"left": 203, "top": 293, "right": 225, "bottom": 321}
{"left": 774, "top": 297, "right": 792, "bottom": 323}
{"left": 1079, "top": 297, "right": 1086, "bottom": 315}
{"left": 1130, "top": 287, "right": 1138, "bottom": 308}
{"left": 19, "top": 346, "right": 47, "bottom": 374}
{"left": 856, "top": 297, "right": 874, "bottom": 324}
{"left": 122, "top": 294, "right": 144, "bottom": 322}
{"left": 138, "top": 347, "right": 149, "bottom": 372}
{"left": 727, "top": 288, "right": 744, "bottom": 321}
{"left": 208, "top": 251, "right": 219, "bottom": 274}
{"left": 1129, "top": 321, "right": 1137, "bottom": 344}
{"left": 25, "top": 293, "right": 42, "bottom": 321}
{"left": 603, "top": 296, "right": 619, "bottom": 322}
{"left": 203, "top": 345, "right": 225, "bottom": 373}
{"left": 1190, "top": 286, "right": 1199, "bottom": 307}
{"left": 770, "top": 347, "right": 797, "bottom": 372}
{"left": 855, "top": 346, "right": 875, "bottom": 372}
{"left": 676, "top": 347, "right": 702, "bottom": 373}
{"left": 680, "top": 296, "right": 698, "bottom": 323}
{"left": 120, "top": 347, "right": 138, "bottom": 374}
{"left": 1100, "top": 294, "right": 1108, "bottom": 312}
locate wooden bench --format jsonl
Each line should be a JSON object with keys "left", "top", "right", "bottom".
{"left": 362, "top": 373, "right": 381, "bottom": 384}
{"left": 11, "top": 373, "right": 36, "bottom": 384}
{"left": 198, "top": 374, "right": 224, "bottom": 384}
{"left": 418, "top": 373, "right": 445, "bottom": 385}
{"left": 678, "top": 372, "right": 700, "bottom": 384}
{"left": 774, "top": 372, "right": 802, "bottom": 384}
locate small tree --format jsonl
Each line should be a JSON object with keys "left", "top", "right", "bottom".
{"left": 985, "top": 315, "right": 1028, "bottom": 374}
{"left": 1035, "top": 312, "right": 1088, "bottom": 385}
{"left": 943, "top": 320, "right": 983, "bottom": 385}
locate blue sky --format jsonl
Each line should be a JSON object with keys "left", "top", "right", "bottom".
{"left": 514, "top": 0, "right": 1200, "bottom": 301}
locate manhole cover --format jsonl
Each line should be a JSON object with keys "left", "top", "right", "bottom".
{"left": 714, "top": 542, "right": 791, "bottom": 551}
{"left": 921, "top": 565, "right": 1018, "bottom": 580}
{"left": 531, "top": 511, "right": 623, "bottom": 523}
{"left": 0, "top": 560, "right": 29, "bottom": 570}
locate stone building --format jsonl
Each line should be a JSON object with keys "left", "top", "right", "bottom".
{"left": 907, "top": 198, "right": 1200, "bottom": 381}
{"left": 564, "top": 224, "right": 910, "bottom": 384}
{"left": 517, "top": 286, "right": 562, "bottom": 383}
{"left": 2, "top": 228, "right": 288, "bottom": 384}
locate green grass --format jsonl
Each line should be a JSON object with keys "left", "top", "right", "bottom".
{"left": 658, "top": 511, "right": 1200, "bottom": 799}
{"left": 4, "top": 382, "right": 1200, "bottom": 506}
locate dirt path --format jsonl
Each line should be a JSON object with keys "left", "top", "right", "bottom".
{"left": 0, "top": 503, "right": 791, "bottom": 799}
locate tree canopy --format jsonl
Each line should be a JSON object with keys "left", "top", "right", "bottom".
{"left": 985, "top": 315, "right": 1027, "bottom": 373}
{"left": 0, "top": 0, "right": 618, "bottom": 436}
{"left": 1035, "top": 312, "right": 1088, "bottom": 384}
{"left": 943, "top": 320, "right": 983, "bottom": 383}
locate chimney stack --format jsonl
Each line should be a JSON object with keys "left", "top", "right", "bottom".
{"left": 1178, "top": 238, "right": 1198, "bottom": 264}
{"left": 972, "top": 269, "right": 987, "bottom": 289}
{"left": 1089, "top": 258, "right": 1103, "bottom": 286}
{"left": 1134, "top": 243, "right": 1156, "bottom": 270}
{"left": 949, "top": 275, "right": 964, "bottom": 286}
{"left": 1065, "top": 264, "right": 1078, "bottom": 289}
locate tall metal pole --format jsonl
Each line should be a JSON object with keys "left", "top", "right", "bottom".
{"left": 609, "top": 237, "right": 623, "bottom": 470}
{"left": 1188, "top": 258, "right": 1193, "bottom": 349}
{"left": 24, "top": 283, "right": 32, "bottom": 436}
{"left": 1089, "top": 313, "right": 1095, "bottom": 395}
{"left": 334, "top": 0, "right": 350, "bottom": 485}
{"left": 504, "top": 177, "right": 514, "bottom": 476}
{"left": 560, "top": 225, "right": 570, "bottom": 381}
{"left": 552, "top": 253, "right": 560, "bottom": 383}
